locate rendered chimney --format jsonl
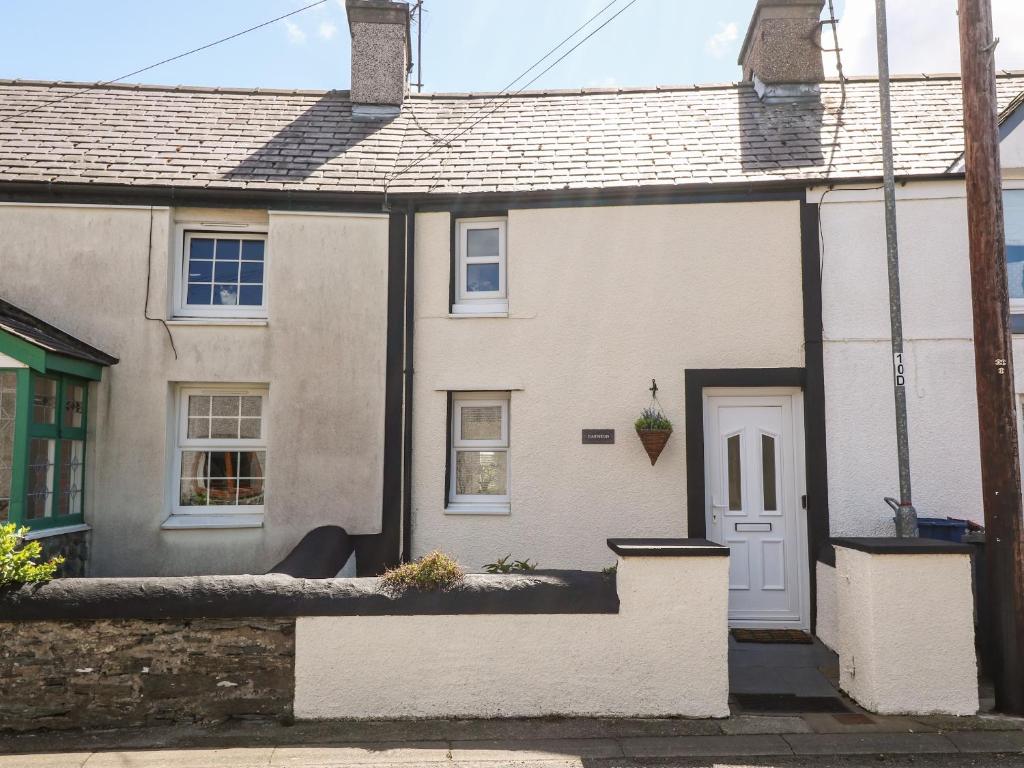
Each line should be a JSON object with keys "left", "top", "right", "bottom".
{"left": 345, "top": 0, "right": 411, "bottom": 121}
{"left": 738, "top": 0, "right": 825, "bottom": 104}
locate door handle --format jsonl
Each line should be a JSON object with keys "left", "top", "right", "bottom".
{"left": 711, "top": 499, "right": 728, "bottom": 523}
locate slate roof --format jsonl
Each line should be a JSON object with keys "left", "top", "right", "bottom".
{"left": 0, "top": 299, "right": 119, "bottom": 366}
{"left": 1, "top": 74, "right": 1023, "bottom": 196}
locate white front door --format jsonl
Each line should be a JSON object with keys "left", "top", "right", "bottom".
{"left": 704, "top": 391, "right": 808, "bottom": 628}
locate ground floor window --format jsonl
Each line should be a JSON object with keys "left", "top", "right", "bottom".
{"left": 0, "top": 369, "right": 88, "bottom": 530}
{"left": 169, "top": 385, "right": 268, "bottom": 526}
{"left": 447, "top": 391, "right": 510, "bottom": 515}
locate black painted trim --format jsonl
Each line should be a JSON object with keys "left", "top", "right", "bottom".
{"left": 443, "top": 391, "right": 453, "bottom": 509}
{"left": 832, "top": 537, "right": 971, "bottom": 555}
{"left": 354, "top": 210, "right": 406, "bottom": 576}
{"left": 0, "top": 571, "right": 619, "bottom": 620}
{"left": 817, "top": 542, "right": 836, "bottom": 568}
{"left": 401, "top": 204, "right": 416, "bottom": 562}
{"left": 607, "top": 538, "right": 730, "bottom": 557}
{"left": 0, "top": 181, "right": 387, "bottom": 212}
{"left": 684, "top": 367, "right": 806, "bottom": 540}
{"left": 0, "top": 175, "right": 963, "bottom": 214}
{"left": 800, "top": 200, "right": 832, "bottom": 631}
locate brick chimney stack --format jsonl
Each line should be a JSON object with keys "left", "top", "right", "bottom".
{"left": 345, "top": 0, "right": 411, "bottom": 121}
{"left": 738, "top": 0, "right": 826, "bottom": 104}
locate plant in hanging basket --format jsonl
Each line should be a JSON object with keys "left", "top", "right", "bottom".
{"left": 635, "top": 407, "right": 673, "bottom": 465}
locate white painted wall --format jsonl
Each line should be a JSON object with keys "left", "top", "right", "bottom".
{"left": 412, "top": 202, "right": 805, "bottom": 570}
{"left": 835, "top": 546, "right": 978, "bottom": 715}
{"left": 815, "top": 561, "right": 838, "bottom": 652}
{"left": 816, "top": 183, "right": 989, "bottom": 535}
{"left": 0, "top": 204, "right": 389, "bottom": 576}
{"left": 295, "top": 553, "right": 730, "bottom": 719}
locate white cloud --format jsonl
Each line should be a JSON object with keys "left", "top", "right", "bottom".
{"left": 705, "top": 21, "right": 739, "bottom": 59}
{"left": 318, "top": 20, "right": 338, "bottom": 40}
{"left": 285, "top": 20, "right": 307, "bottom": 45}
{"left": 826, "top": 0, "right": 1024, "bottom": 77}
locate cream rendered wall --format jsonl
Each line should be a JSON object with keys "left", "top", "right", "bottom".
{"left": 295, "top": 554, "right": 730, "bottom": 719}
{"left": 0, "top": 204, "right": 389, "bottom": 576}
{"left": 817, "top": 183, "right": 989, "bottom": 535}
{"left": 412, "top": 202, "right": 805, "bottom": 570}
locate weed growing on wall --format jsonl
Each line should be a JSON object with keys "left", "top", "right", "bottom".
{"left": 0, "top": 523, "right": 64, "bottom": 586}
{"left": 380, "top": 550, "right": 464, "bottom": 592}
{"left": 484, "top": 555, "right": 538, "bottom": 573}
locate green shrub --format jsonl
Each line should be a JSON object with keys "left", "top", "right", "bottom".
{"left": 635, "top": 406, "right": 672, "bottom": 431}
{"left": 380, "top": 550, "right": 464, "bottom": 592}
{"left": 484, "top": 554, "right": 538, "bottom": 573}
{"left": 0, "top": 523, "right": 64, "bottom": 587}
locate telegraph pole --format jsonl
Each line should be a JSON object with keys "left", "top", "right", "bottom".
{"left": 875, "top": 0, "right": 918, "bottom": 536}
{"left": 958, "top": 0, "right": 1024, "bottom": 714}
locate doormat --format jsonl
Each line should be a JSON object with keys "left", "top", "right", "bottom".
{"left": 732, "top": 693, "right": 851, "bottom": 713}
{"left": 731, "top": 629, "right": 814, "bottom": 644}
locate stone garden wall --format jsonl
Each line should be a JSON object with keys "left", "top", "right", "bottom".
{"left": 0, "top": 618, "right": 294, "bottom": 732}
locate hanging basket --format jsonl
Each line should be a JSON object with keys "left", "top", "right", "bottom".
{"left": 636, "top": 427, "right": 672, "bottom": 465}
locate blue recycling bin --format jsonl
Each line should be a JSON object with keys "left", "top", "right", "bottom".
{"left": 916, "top": 517, "right": 970, "bottom": 543}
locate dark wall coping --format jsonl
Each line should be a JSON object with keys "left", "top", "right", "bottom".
{"left": 0, "top": 570, "right": 618, "bottom": 621}
{"left": 832, "top": 537, "right": 971, "bottom": 556}
{"left": 607, "top": 538, "right": 730, "bottom": 557}
{"left": 817, "top": 542, "right": 836, "bottom": 567}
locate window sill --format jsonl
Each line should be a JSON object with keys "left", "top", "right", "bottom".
{"left": 444, "top": 502, "right": 511, "bottom": 516}
{"left": 161, "top": 514, "right": 264, "bottom": 530}
{"left": 450, "top": 302, "right": 508, "bottom": 317}
{"left": 23, "top": 523, "right": 91, "bottom": 540}
{"left": 166, "top": 318, "right": 269, "bottom": 327}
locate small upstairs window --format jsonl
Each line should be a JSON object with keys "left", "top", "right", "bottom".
{"left": 174, "top": 228, "right": 268, "bottom": 319}
{"left": 453, "top": 218, "right": 507, "bottom": 315}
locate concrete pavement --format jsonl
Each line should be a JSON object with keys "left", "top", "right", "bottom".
{"left": 2, "top": 713, "right": 1024, "bottom": 768}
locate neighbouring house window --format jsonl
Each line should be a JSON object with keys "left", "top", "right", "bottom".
{"left": 1006, "top": 190, "right": 1024, "bottom": 313}
{"left": 453, "top": 218, "right": 507, "bottom": 314}
{"left": 0, "top": 371, "right": 89, "bottom": 529}
{"left": 174, "top": 229, "right": 268, "bottom": 318}
{"left": 447, "top": 392, "right": 510, "bottom": 514}
{"left": 0, "top": 372, "right": 17, "bottom": 522}
{"left": 172, "top": 386, "right": 267, "bottom": 522}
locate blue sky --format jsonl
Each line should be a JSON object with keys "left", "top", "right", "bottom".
{"left": 3, "top": 0, "right": 1024, "bottom": 95}
{"left": 1, "top": 0, "right": 835, "bottom": 92}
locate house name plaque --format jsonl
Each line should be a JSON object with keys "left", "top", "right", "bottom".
{"left": 582, "top": 429, "right": 615, "bottom": 444}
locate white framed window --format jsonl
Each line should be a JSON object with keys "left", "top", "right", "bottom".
{"left": 453, "top": 218, "right": 507, "bottom": 315}
{"left": 1006, "top": 190, "right": 1024, "bottom": 314}
{"left": 165, "top": 385, "right": 268, "bottom": 529}
{"left": 447, "top": 392, "right": 510, "bottom": 515}
{"left": 172, "top": 225, "right": 268, "bottom": 319}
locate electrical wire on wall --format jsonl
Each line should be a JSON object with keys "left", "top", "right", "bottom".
{"left": 144, "top": 207, "right": 178, "bottom": 360}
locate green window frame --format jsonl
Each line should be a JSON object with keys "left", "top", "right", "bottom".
{"left": 0, "top": 369, "right": 88, "bottom": 530}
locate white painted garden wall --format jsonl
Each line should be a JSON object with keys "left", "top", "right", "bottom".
{"left": 834, "top": 543, "right": 978, "bottom": 715}
{"left": 294, "top": 551, "right": 730, "bottom": 719}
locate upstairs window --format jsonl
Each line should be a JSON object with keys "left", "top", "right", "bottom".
{"left": 453, "top": 218, "right": 507, "bottom": 315}
{"left": 174, "top": 229, "right": 268, "bottom": 319}
{"left": 1006, "top": 191, "right": 1024, "bottom": 314}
